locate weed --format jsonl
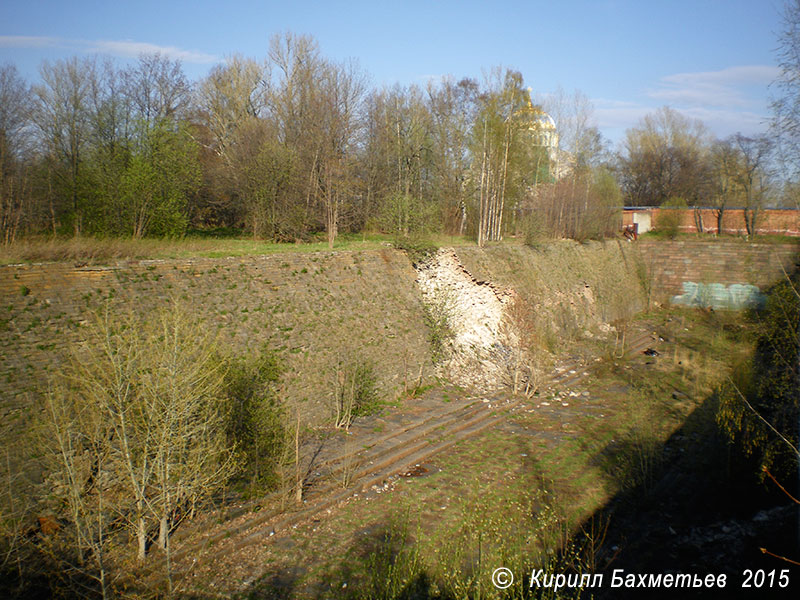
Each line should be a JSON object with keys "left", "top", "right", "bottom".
{"left": 392, "top": 237, "right": 438, "bottom": 266}
{"left": 422, "top": 293, "right": 454, "bottom": 365}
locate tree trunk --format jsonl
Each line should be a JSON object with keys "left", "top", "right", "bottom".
{"left": 137, "top": 512, "right": 147, "bottom": 562}
{"left": 158, "top": 514, "right": 169, "bottom": 550}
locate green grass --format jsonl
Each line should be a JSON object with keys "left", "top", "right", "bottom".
{"left": 0, "top": 233, "right": 396, "bottom": 265}
{"left": 0, "top": 232, "right": 484, "bottom": 266}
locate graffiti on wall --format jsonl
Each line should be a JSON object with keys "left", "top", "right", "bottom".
{"left": 671, "top": 281, "right": 766, "bottom": 310}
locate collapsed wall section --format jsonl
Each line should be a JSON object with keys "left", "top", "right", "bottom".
{"left": 414, "top": 248, "right": 517, "bottom": 391}
{"left": 454, "top": 241, "right": 646, "bottom": 346}
{"left": 412, "top": 242, "right": 649, "bottom": 392}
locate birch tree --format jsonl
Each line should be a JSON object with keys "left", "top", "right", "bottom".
{"left": 0, "top": 64, "right": 31, "bottom": 243}
{"left": 43, "top": 301, "right": 236, "bottom": 573}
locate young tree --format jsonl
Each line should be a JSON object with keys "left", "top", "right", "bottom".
{"left": 313, "top": 59, "right": 366, "bottom": 248}
{"left": 363, "top": 84, "right": 436, "bottom": 236}
{"left": 120, "top": 121, "right": 201, "bottom": 237}
{"left": 196, "top": 55, "right": 267, "bottom": 162}
{"left": 709, "top": 137, "right": 744, "bottom": 234}
{"left": 471, "top": 69, "right": 540, "bottom": 245}
{"left": 539, "top": 86, "right": 609, "bottom": 171}
{"left": 733, "top": 133, "right": 773, "bottom": 237}
{"left": 44, "top": 301, "right": 237, "bottom": 572}
{"left": 85, "top": 59, "right": 135, "bottom": 234}
{"left": 427, "top": 77, "right": 478, "bottom": 234}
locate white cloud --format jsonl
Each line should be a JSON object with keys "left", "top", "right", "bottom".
{"left": 593, "top": 99, "right": 652, "bottom": 129}
{"left": 0, "top": 35, "right": 60, "bottom": 48}
{"left": 591, "top": 66, "right": 776, "bottom": 142}
{"left": 592, "top": 98, "right": 769, "bottom": 143}
{"left": 90, "top": 40, "right": 219, "bottom": 64}
{"left": 648, "top": 65, "right": 779, "bottom": 108}
{"left": 0, "top": 35, "right": 219, "bottom": 64}
{"left": 679, "top": 106, "right": 768, "bottom": 137}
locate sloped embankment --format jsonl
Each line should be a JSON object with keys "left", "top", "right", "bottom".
{"left": 1, "top": 241, "right": 647, "bottom": 431}
{"left": 0, "top": 249, "right": 431, "bottom": 429}
{"left": 455, "top": 241, "right": 646, "bottom": 347}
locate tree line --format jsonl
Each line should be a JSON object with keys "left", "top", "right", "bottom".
{"left": 0, "top": 32, "right": 796, "bottom": 250}
{"left": 0, "top": 32, "right": 626, "bottom": 247}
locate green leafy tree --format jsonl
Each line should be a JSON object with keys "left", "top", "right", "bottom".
{"left": 120, "top": 121, "right": 200, "bottom": 237}
{"left": 471, "top": 69, "right": 545, "bottom": 245}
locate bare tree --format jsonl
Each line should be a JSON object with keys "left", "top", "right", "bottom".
{"left": 122, "top": 53, "right": 190, "bottom": 126}
{"left": 772, "top": 0, "right": 800, "bottom": 179}
{"left": 44, "top": 300, "right": 237, "bottom": 578}
{"left": 31, "top": 57, "right": 96, "bottom": 234}
{"left": 733, "top": 133, "right": 773, "bottom": 237}
{"left": 709, "top": 137, "right": 743, "bottom": 234}
{"left": 196, "top": 55, "right": 267, "bottom": 161}
{"left": 618, "top": 106, "right": 712, "bottom": 206}
{"left": 0, "top": 64, "right": 31, "bottom": 243}
{"left": 41, "top": 383, "right": 113, "bottom": 599}
{"left": 427, "top": 77, "right": 478, "bottom": 234}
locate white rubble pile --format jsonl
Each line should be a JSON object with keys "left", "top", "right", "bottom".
{"left": 415, "top": 248, "right": 517, "bottom": 391}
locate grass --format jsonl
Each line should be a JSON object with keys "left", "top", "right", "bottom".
{"left": 0, "top": 232, "right": 477, "bottom": 266}
{"left": 0, "top": 233, "right": 390, "bottom": 265}
{"left": 220, "top": 307, "right": 756, "bottom": 599}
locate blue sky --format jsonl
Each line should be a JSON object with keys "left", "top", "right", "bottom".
{"left": 0, "top": 0, "right": 787, "bottom": 145}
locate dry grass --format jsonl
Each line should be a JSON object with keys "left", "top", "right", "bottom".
{"left": 0, "top": 232, "right": 480, "bottom": 266}
{"left": 456, "top": 240, "right": 646, "bottom": 354}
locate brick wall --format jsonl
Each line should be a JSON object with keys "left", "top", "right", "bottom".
{"left": 623, "top": 208, "right": 800, "bottom": 236}
{"left": 636, "top": 240, "right": 800, "bottom": 307}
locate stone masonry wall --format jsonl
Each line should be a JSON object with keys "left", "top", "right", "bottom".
{"left": 0, "top": 249, "right": 431, "bottom": 431}
{"left": 636, "top": 240, "right": 800, "bottom": 308}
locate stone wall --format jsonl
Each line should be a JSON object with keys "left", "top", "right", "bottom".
{"left": 0, "top": 250, "right": 431, "bottom": 429}
{"left": 636, "top": 240, "right": 800, "bottom": 309}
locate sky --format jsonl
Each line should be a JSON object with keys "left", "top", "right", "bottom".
{"left": 0, "top": 0, "right": 789, "bottom": 146}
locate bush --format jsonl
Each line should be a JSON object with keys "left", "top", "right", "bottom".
{"left": 521, "top": 211, "right": 546, "bottom": 247}
{"left": 392, "top": 235, "right": 438, "bottom": 266}
{"left": 422, "top": 293, "right": 454, "bottom": 364}
{"left": 333, "top": 355, "right": 380, "bottom": 429}
{"left": 717, "top": 276, "right": 800, "bottom": 480}
{"left": 223, "top": 346, "right": 286, "bottom": 492}
{"left": 655, "top": 197, "right": 688, "bottom": 239}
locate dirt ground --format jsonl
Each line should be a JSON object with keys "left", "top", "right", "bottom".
{"left": 160, "top": 307, "right": 798, "bottom": 600}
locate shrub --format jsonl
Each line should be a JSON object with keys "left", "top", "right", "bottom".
{"left": 333, "top": 355, "right": 380, "bottom": 429}
{"left": 717, "top": 275, "right": 800, "bottom": 479}
{"left": 223, "top": 346, "right": 286, "bottom": 493}
{"left": 655, "top": 197, "right": 688, "bottom": 239}
{"left": 422, "top": 292, "right": 454, "bottom": 364}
